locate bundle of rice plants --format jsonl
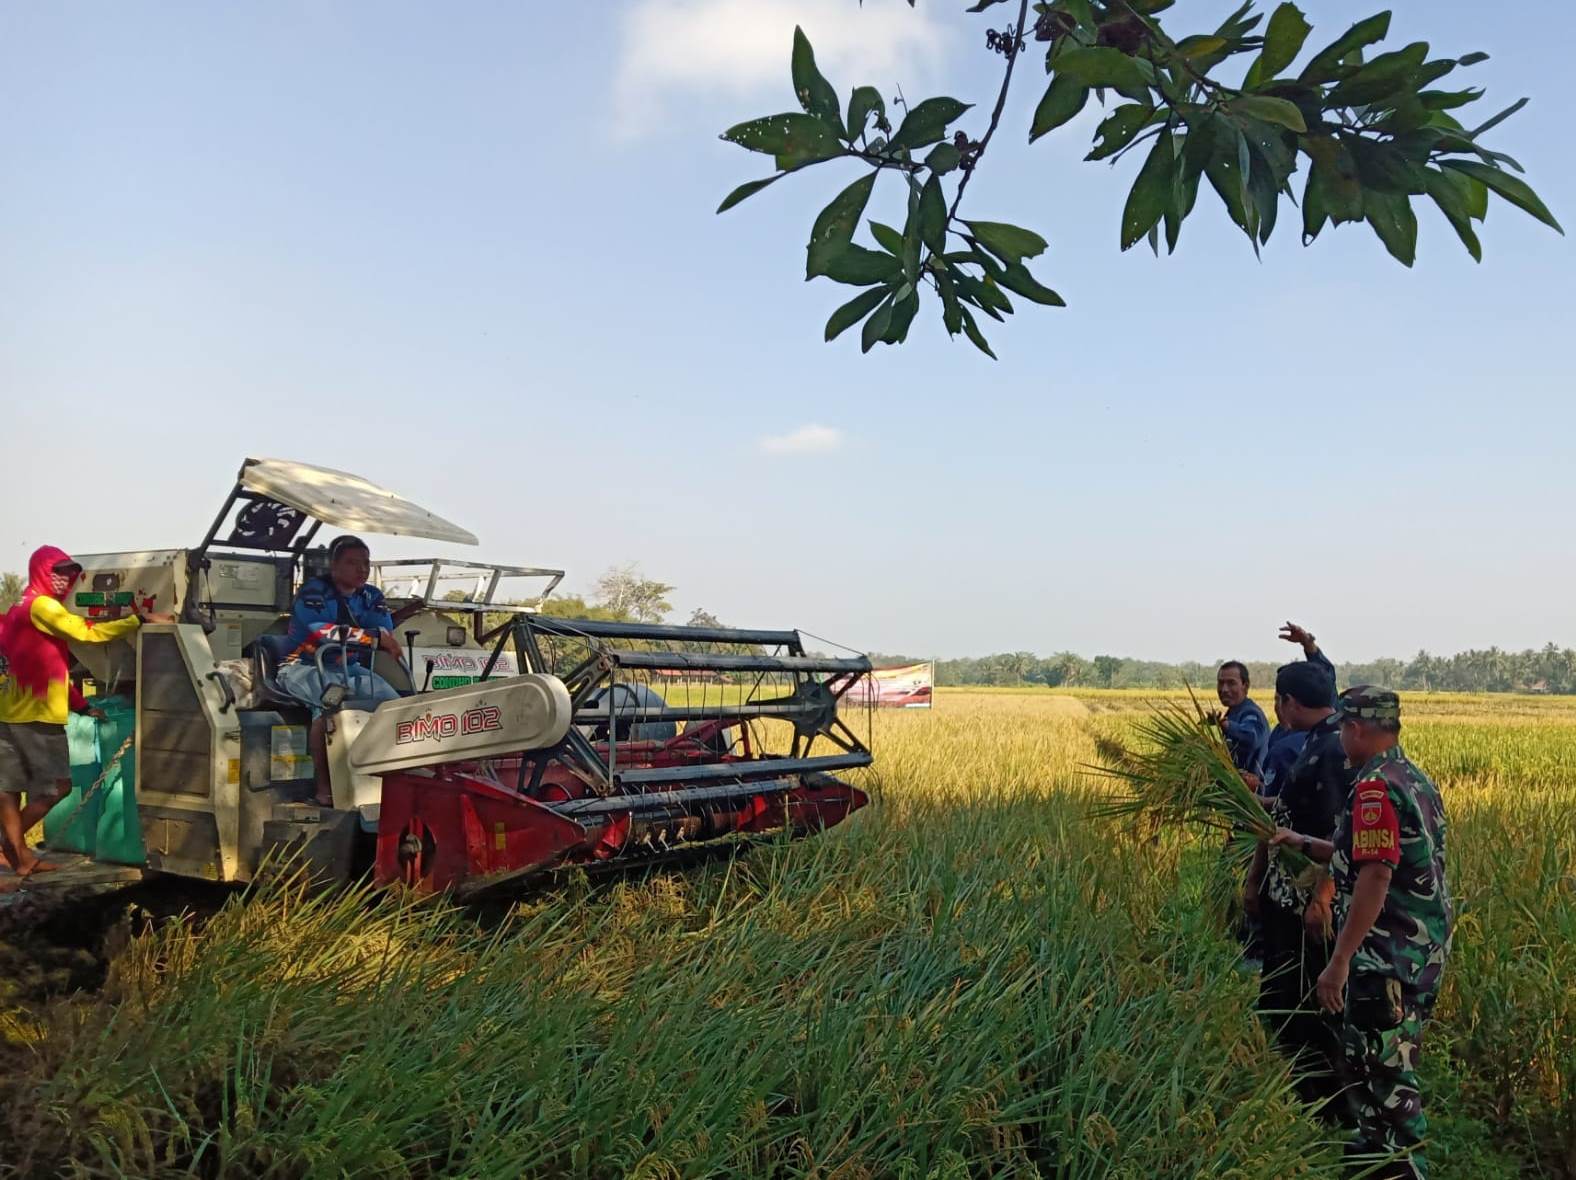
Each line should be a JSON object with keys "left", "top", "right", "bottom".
{"left": 1090, "top": 691, "right": 1315, "bottom": 888}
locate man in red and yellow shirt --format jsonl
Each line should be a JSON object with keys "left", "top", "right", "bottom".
{"left": 0, "top": 545, "right": 167, "bottom": 878}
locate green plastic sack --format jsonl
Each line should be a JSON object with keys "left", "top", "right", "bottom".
{"left": 42, "top": 696, "right": 144, "bottom": 865}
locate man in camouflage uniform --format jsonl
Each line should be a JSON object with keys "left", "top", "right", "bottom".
{"left": 1272, "top": 687, "right": 1452, "bottom": 1179}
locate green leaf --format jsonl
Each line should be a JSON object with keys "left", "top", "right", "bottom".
{"left": 1232, "top": 95, "right": 1306, "bottom": 133}
{"left": 723, "top": 112, "right": 845, "bottom": 170}
{"left": 1457, "top": 51, "right": 1489, "bottom": 66}
{"left": 1245, "top": 146, "right": 1281, "bottom": 245}
{"left": 1215, "top": 0, "right": 1262, "bottom": 40}
{"left": 822, "top": 245, "right": 903, "bottom": 286}
{"left": 1300, "top": 11, "right": 1391, "bottom": 83}
{"left": 1424, "top": 168, "right": 1482, "bottom": 262}
{"left": 791, "top": 28, "right": 844, "bottom": 138}
{"left": 868, "top": 221, "right": 905, "bottom": 256}
{"left": 958, "top": 306, "right": 998, "bottom": 360}
{"left": 1303, "top": 135, "right": 1363, "bottom": 223}
{"left": 861, "top": 294, "right": 896, "bottom": 353}
{"left": 1364, "top": 190, "right": 1417, "bottom": 266}
{"left": 1086, "top": 104, "right": 1155, "bottom": 161}
{"left": 1469, "top": 96, "right": 1529, "bottom": 138}
{"left": 1165, "top": 154, "right": 1202, "bottom": 253}
{"left": 806, "top": 172, "right": 877, "bottom": 279}
{"left": 824, "top": 286, "right": 891, "bottom": 342}
{"left": 1052, "top": 47, "right": 1154, "bottom": 104}
{"left": 1458, "top": 171, "right": 1488, "bottom": 220}
{"left": 883, "top": 287, "right": 920, "bottom": 343}
{"left": 1419, "top": 87, "right": 1484, "bottom": 111}
{"left": 956, "top": 268, "right": 1012, "bottom": 319}
{"left": 900, "top": 210, "right": 922, "bottom": 282}
{"left": 847, "top": 86, "right": 886, "bottom": 139}
{"left": 1346, "top": 137, "right": 1427, "bottom": 195}
{"left": 716, "top": 175, "right": 783, "bottom": 214}
{"left": 1441, "top": 160, "right": 1564, "bottom": 234}
{"left": 1062, "top": 0, "right": 1097, "bottom": 32}
{"left": 1176, "top": 35, "right": 1228, "bottom": 61}
{"left": 997, "top": 261, "right": 1066, "bottom": 306}
{"left": 1301, "top": 162, "right": 1328, "bottom": 242}
{"left": 1254, "top": 3, "right": 1311, "bottom": 81}
{"left": 937, "top": 269, "right": 963, "bottom": 335}
{"left": 1327, "top": 42, "right": 1429, "bottom": 108}
{"left": 1031, "top": 75, "right": 1089, "bottom": 143}
{"left": 925, "top": 142, "right": 962, "bottom": 174}
{"left": 1122, "top": 132, "right": 1177, "bottom": 250}
{"left": 1180, "top": 113, "right": 1220, "bottom": 183}
{"left": 889, "top": 97, "right": 972, "bottom": 151}
{"left": 1204, "top": 127, "right": 1252, "bottom": 236}
{"left": 963, "top": 220, "right": 1048, "bottom": 264}
{"left": 918, "top": 176, "right": 948, "bottom": 256}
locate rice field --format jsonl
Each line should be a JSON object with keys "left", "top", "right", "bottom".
{"left": 1, "top": 687, "right": 1572, "bottom": 1178}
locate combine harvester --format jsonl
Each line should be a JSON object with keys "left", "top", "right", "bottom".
{"left": 16, "top": 458, "right": 871, "bottom": 899}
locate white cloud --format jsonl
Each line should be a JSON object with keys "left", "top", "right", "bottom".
{"left": 613, "top": 0, "right": 947, "bottom": 137}
{"left": 759, "top": 423, "right": 845, "bottom": 454}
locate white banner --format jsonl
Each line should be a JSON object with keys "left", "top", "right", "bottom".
{"left": 844, "top": 662, "right": 934, "bottom": 709}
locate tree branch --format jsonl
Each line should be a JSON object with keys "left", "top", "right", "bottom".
{"left": 946, "top": 0, "right": 1031, "bottom": 228}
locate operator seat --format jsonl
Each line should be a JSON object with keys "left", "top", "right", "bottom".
{"left": 248, "top": 634, "right": 393, "bottom": 714}
{"left": 250, "top": 633, "right": 308, "bottom": 711}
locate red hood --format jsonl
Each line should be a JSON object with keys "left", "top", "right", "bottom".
{"left": 27, "top": 545, "right": 76, "bottom": 600}
{"left": 2, "top": 544, "right": 82, "bottom": 700}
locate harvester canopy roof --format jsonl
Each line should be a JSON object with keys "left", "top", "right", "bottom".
{"left": 239, "top": 457, "right": 478, "bottom": 546}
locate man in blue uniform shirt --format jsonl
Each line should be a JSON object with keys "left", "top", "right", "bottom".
{"left": 1263, "top": 622, "right": 1337, "bottom": 796}
{"left": 279, "top": 534, "right": 422, "bottom": 804}
{"left": 1216, "top": 660, "right": 1269, "bottom": 782}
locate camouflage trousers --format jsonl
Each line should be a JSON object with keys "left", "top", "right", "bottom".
{"left": 1339, "top": 1001, "right": 1428, "bottom": 1179}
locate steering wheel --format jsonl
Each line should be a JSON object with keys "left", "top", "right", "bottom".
{"left": 314, "top": 626, "right": 416, "bottom": 702}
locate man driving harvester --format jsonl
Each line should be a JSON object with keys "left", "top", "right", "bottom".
{"left": 0, "top": 545, "right": 171, "bottom": 880}
{"left": 279, "top": 534, "right": 423, "bottom": 806}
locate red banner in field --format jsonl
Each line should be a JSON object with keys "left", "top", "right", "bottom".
{"left": 845, "top": 662, "right": 934, "bottom": 709}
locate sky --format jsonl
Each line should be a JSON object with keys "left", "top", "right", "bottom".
{"left": 1, "top": 1, "right": 1572, "bottom": 665}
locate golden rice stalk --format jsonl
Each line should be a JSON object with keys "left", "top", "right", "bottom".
{"left": 1089, "top": 689, "right": 1313, "bottom": 880}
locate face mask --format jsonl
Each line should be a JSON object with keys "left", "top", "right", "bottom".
{"left": 49, "top": 569, "right": 76, "bottom": 596}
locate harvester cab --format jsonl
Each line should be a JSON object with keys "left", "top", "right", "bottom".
{"left": 41, "top": 458, "right": 871, "bottom": 896}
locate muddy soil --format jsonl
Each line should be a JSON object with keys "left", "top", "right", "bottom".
{"left": 0, "top": 880, "right": 230, "bottom": 1032}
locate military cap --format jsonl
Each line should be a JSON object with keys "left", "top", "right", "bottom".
{"left": 1337, "top": 685, "right": 1401, "bottom": 724}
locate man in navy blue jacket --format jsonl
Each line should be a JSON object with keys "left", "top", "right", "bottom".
{"left": 279, "top": 534, "right": 423, "bottom": 804}
{"left": 1263, "top": 623, "right": 1337, "bottom": 796}
{"left": 1216, "top": 661, "right": 1269, "bottom": 782}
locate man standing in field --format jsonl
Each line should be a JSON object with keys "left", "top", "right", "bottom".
{"left": 0, "top": 546, "right": 166, "bottom": 879}
{"left": 1262, "top": 622, "right": 1337, "bottom": 796}
{"left": 1272, "top": 688, "right": 1453, "bottom": 1179}
{"left": 1215, "top": 660, "right": 1268, "bottom": 783}
{"left": 1246, "top": 657, "right": 1350, "bottom": 1110}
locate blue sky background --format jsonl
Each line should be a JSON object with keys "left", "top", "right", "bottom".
{"left": 1, "top": 1, "right": 1571, "bottom": 664}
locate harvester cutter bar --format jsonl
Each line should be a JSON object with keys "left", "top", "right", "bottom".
{"left": 569, "top": 699, "right": 827, "bottom": 725}
{"left": 550, "top": 778, "right": 795, "bottom": 817}
{"left": 613, "top": 752, "right": 871, "bottom": 788}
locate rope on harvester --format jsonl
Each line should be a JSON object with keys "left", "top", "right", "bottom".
{"left": 45, "top": 734, "right": 136, "bottom": 836}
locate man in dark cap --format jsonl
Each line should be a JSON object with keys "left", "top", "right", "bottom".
{"left": 1262, "top": 621, "right": 1336, "bottom": 797}
{"left": 1245, "top": 654, "right": 1349, "bottom": 1110}
{"left": 1272, "top": 687, "right": 1453, "bottom": 1179}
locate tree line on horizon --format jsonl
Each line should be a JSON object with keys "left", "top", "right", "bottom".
{"left": 870, "top": 646, "right": 1576, "bottom": 695}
